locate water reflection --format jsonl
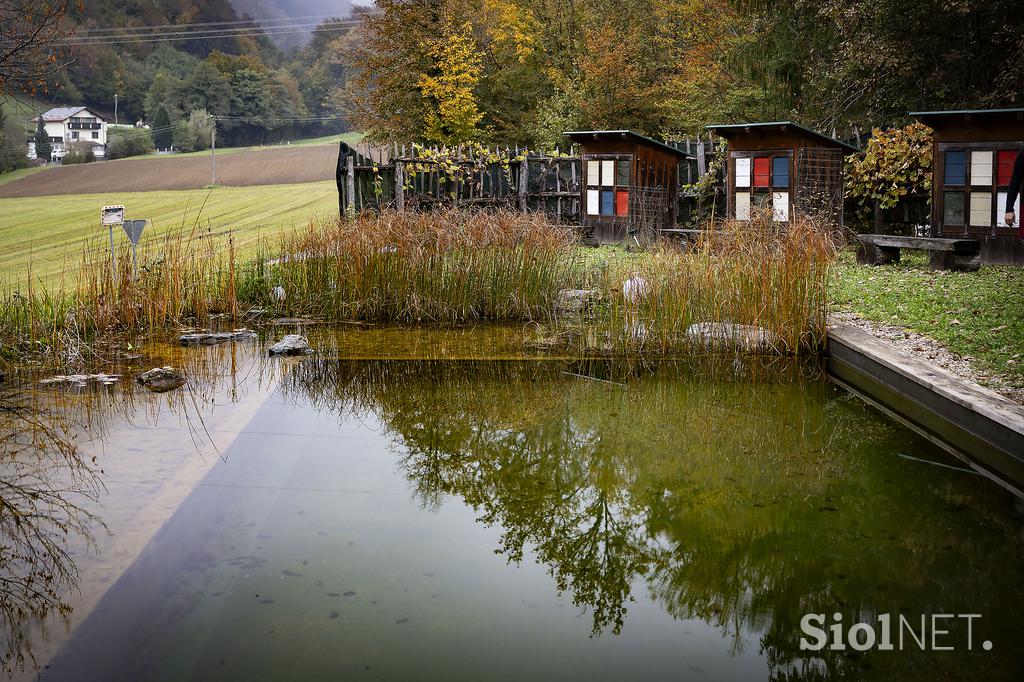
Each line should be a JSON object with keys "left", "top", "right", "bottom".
{"left": 0, "top": 390, "right": 102, "bottom": 676}
{"left": 3, "top": 332, "right": 1024, "bottom": 680}
{"left": 280, "top": 356, "right": 1024, "bottom": 680}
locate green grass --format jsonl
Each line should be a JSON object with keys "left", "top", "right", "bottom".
{"left": 123, "top": 131, "right": 365, "bottom": 161}
{"left": 831, "top": 248, "right": 1024, "bottom": 386}
{"left": 0, "top": 165, "right": 48, "bottom": 186}
{"left": 0, "top": 181, "right": 339, "bottom": 286}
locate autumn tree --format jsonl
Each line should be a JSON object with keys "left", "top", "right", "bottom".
{"left": 418, "top": 19, "right": 484, "bottom": 144}
{"left": 0, "top": 0, "right": 80, "bottom": 97}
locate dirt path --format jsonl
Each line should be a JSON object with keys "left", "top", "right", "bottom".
{"left": 0, "top": 144, "right": 339, "bottom": 198}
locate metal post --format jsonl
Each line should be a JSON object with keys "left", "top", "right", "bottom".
{"left": 132, "top": 242, "right": 138, "bottom": 280}
{"left": 114, "top": 94, "right": 118, "bottom": 125}
{"left": 109, "top": 223, "right": 117, "bottom": 285}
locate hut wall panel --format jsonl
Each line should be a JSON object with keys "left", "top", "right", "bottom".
{"left": 971, "top": 151, "right": 994, "bottom": 186}
{"left": 970, "top": 192, "right": 993, "bottom": 227}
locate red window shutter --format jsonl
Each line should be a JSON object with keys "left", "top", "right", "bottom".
{"left": 753, "top": 157, "right": 771, "bottom": 187}
{"left": 998, "top": 150, "right": 1017, "bottom": 186}
{"left": 615, "top": 190, "right": 629, "bottom": 216}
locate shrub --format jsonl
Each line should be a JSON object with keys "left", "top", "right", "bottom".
{"left": 846, "top": 123, "right": 933, "bottom": 218}
{"left": 106, "top": 126, "right": 155, "bottom": 159}
{"left": 62, "top": 141, "right": 95, "bottom": 164}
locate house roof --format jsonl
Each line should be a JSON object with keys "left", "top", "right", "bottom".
{"left": 563, "top": 130, "right": 692, "bottom": 158}
{"left": 33, "top": 106, "right": 107, "bottom": 122}
{"left": 910, "top": 108, "right": 1024, "bottom": 123}
{"left": 705, "top": 121, "right": 861, "bottom": 154}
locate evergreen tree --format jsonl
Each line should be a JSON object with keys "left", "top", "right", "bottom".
{"left": 34, "top": 116, "right": 51, "bottom": 162}
{"left": 152, "top": 106, "right": 173, "bottom": 149}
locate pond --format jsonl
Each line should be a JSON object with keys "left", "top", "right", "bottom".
{"left": 2, "top": 326, "right": 1023, "bottom": 681}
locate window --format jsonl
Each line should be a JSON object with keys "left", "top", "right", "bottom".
{"left": 71, "top": 131, "right": 79, "bottom": 140}
{"left": 733, "top": 152, "right": 792, "bottom": 221}
{"left": 942, "top": 146, "right": 1023, "bottom": 228}
{"left": 585, "top": 156, "right": 631, "bottom": 218}
{"left": 92, "top": 131, "right": 99, "bottom": 139}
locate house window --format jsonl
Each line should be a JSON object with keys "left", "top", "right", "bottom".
{"left": 942, "top": 146, "right": 1023, "bottom": 228}
{"left": 92, "top": 131, "right": 99, "bottom": 139}
{"left": 71, "top": 131, "right": 79, "bottom": 139}
{"left": 734, "top": 152, "right": 792, "bottom": 221}
{"left": 585, "top": 156, "right": 631, "bottom": 218}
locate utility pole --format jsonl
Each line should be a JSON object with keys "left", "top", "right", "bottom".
{"left": 114, "top": 94, "right": 118, "bottom": 125}
{"left": 211, "top": 117, "right": 217, "bottom": 186}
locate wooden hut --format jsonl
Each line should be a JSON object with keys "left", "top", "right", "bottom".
{"left": 910, "top": 108, "right": 1024, "bottom": 265}
{"left": 706, "top": 122, "right": 859, "bottom": 227}
{"left": 564, "top": 130, "right": 690, "bottom": 244}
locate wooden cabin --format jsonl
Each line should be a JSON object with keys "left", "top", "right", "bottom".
{"left": 564, "top": 130, "right": 690, "bottom": 244}
{"left": 910, "top": 108, "right": 1024, "bottom": 265}
{"left": 706, "top": 122, "right": 859, "bottom": 227}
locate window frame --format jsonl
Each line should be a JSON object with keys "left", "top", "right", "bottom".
{"left": 731, "top": 150, "right": 793, "bottom": 222}
{"left": 584, "top": 154, "right": 633, "bottom": 220}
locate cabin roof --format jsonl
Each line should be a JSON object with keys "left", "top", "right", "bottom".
{"left": 705, "top": 121, "right": 861, "bottom": 154}
{"left": 563, "top": 130, "right": 692, "bottom": 159}
{"left": 910, "top": 108, "right": 1024, "bottom": 125}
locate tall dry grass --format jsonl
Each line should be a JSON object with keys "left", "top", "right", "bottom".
{"left": 254, "top": 209, "right": 580, "bottom": 323}
{"left": 566, "top": 211, "right": 840, "bottom": 354}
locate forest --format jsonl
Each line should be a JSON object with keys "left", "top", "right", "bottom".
{"left": 8, "top": 0, "right": 1024, "bottom": 150}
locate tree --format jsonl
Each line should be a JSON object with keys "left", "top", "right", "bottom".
{"left": 33, "top": 116, "right": 51, "bottom": 162}
{"left": 846, "top": 123, "right": 933, "bottom": 219}
{"left": 186, "top": 109, "right": 215, "bottom": 151}
{"left": 418, "top": 20, "right": 485, "bottom": 144}
{"left": 0, "top": 0, "right": 79, "bottom": 97}
{"left": 152, "top": 106, "right": 173, "bottom": 149}
{"left": 179, "top": 61, "right": 233, "bottom": 117}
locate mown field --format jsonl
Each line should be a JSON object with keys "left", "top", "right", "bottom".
{"left": 0, "top": 144, "right": 345, "bottom": 198}
{"left": 0, "top": 182, "right": 339, "bottom": 286}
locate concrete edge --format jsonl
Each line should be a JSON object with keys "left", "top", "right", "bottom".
{"left": 827, "top": 322, "right": 1024, "bottom": 436}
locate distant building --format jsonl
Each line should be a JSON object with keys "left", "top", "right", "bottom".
{"left": 30, "top": 106, "right": 108, "bottom": 160}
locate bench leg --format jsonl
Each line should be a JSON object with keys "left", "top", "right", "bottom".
{"left": 857, "top": 243, "right": 901, "bottom": 265}
{"left": 930, "top": 251, "right": 954, "bottom": 270}
{"left": 929, "top": 251, "right": 981, "bottom": 271}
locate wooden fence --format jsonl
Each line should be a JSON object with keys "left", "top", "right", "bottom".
{"left": 336, "top": 137, "right": 722, "bottom": 226}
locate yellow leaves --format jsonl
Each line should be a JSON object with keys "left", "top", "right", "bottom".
{"left": 418, "top": 20, "right": 485, "bottom": 145}
{"left": 481, "top": 0, "right": 540, "bottom": 64}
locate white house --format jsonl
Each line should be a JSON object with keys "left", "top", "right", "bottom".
{"left": 30, "top": 106, "right": 108, "bottom": 160}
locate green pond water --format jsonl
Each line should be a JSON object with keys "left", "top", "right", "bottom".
{"left": 1, "top": 325, "right": 1023, "bottom": 681}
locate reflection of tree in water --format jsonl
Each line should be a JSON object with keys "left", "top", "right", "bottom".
{"left": 284, "top": 357, "right": 1024, "bottom": 680}
{"left": 0, "top": 390, "right": 103, "bottom": 676}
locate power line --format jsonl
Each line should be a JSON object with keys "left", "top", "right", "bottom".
{"left": 74, "top": 14, "right": 350, "bottom": 34}
{"left": 61, "top": 21, "right": 360, "bottom": 46}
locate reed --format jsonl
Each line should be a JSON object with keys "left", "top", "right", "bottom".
{"left": 251, "top": 209, "right": 581, "bottom": 323}
{"left": 559, "top": 211, "right": 839, "bottom": 355}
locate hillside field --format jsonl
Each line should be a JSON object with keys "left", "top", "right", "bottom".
{"left": 0, "top": 182, "right": 339, "bottom": 286}
{"left": 0, "top": 143, "right": 348, "bottom": 198}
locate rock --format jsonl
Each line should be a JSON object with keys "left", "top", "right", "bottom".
{"left": 178, "top": 329, "right": 256, "bottom": 346}
{"left": 271, "top": 286, "right": 286, "bottom": 302}
{"left": 40, "top": 374, "right": 120, "bottom": 387}
{"left": 622, "top": 277, "right": 650, "bottom": 305}
{"left": 268, "top": 334, "right": 312, "bottom": 356}
{"left": 686, "top": 322, "right": 782, "bottom": 354}
{"left": 136, "top": 366, "right": 186, "bottom": 392}
{"left": 555, "top": 289, "right": 599, "bottom": 315}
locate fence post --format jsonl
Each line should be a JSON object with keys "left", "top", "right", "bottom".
{"left": 346, "top": 155, "right": 356, "bottom": 218}
{"left": 518, "top": 152, "right": 529, "bottom": 212}
{"left": 395, "top": 160, "right": 405, "bottom": 212}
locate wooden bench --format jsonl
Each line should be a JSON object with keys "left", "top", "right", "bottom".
{"left": 855, "top": 235, "right": 981, "bottom": 272}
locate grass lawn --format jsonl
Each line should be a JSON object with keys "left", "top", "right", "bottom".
{"left": 123, "top": 131, "right": 364, "bottom": 161}
{"left": 0, "top": 181, "right": 339, "bottom": 287}
{"left": 830, "top": 248, "right": 1024, "bottom": 386}
{"left": 0, "top": 165, "right": 48, "bottom": 186}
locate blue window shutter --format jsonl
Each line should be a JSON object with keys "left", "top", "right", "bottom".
{"left": 771, "top": 156, "right": 789, "bottom": 187}
{"left": 944, "top": 151, "right": 966, "bottom": 185}
{"left": 600, "top": 190, "right": 615, "bottom": 216}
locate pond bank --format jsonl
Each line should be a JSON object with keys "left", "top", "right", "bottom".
{"left": 827, "top": 319, "right": 1024, "bottom": 496}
